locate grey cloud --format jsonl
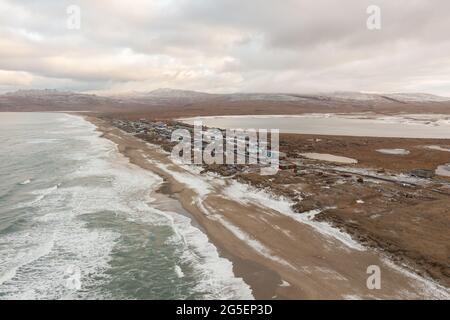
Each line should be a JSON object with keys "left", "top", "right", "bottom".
{"left": 0, "top": 0, "right": 449, "bottom": 95}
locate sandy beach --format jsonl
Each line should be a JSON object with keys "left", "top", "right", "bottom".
{"left": 3, "top": 1, "right": 450, "bottom": 305}
{"left": 86, "top": 115, "right": 449, "bottom": 300}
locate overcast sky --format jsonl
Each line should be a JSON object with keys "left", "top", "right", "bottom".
{"left": 1, "top": 0, "right": 450, "bottom": 95}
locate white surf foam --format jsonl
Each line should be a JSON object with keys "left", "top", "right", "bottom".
{"left": 76, "top": 116, "right": 253, "bottom": 299}
{"left": 174, "top": 265, "right": 185, "bottom": 278}
{"left": 158, "top": 208, "right": 253, "bottom": 299}
{"left": 0, "top": 116, "right": 124, "bottom": 299}
{"left": 27, "top": 139, "right": 61, "bottom": 144}
{"left": 0, "top": 238, "right": 55, "bottom": 286}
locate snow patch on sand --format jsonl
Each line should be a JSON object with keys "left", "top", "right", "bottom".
{"left": 154, "top": 163, "right": 213, "bottom": 197}
{"left": 280, "top": 280, "right": 290, "bottom": 287}
{"left": 208, "top": 211, "right": 296, "bottom": 270}
{"left": 223, "top": 181, "right": 365, "bottom": 251}
{"left": 382, "top": 259, "right": 450, "bottom": 299}
{"left": 223, "top": 181, "right": 293, "bottom": 215}
{"left": 332, "top": 166, "right": 430, "bottom": 186}
{"left": 436, "top": 164, "right": 450, "bottom": 177}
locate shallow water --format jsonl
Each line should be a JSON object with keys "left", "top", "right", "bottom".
{"left": 181, "top": 114, "right": 450, "bottom": 139}
{"left": 424, "top": 145, "right": 450, "bottom": 152}
{"left": 0, "top": 113, "right": 251, "bottom": 300}
{"left": 300, "top": 153, "right": 358, "bottom": 164}
{"left": 376, "top": 149, "right": 410, "bottom": 155}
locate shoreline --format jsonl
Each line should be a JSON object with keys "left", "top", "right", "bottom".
{"left": 153, "top": 178, "right": 281, "bottom": 299}
{"left": 84, "top": 115, "right": 450, "bottom": 299}
{"left": 85, "top": 115, "right": 279, "bottom": 299}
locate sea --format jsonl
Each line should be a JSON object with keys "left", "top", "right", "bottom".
{"left": 0, "top": 112, "right": 252, "bottom": 300}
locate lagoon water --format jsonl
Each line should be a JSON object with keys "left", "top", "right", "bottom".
{"left": 181, "top": 114, "right": 450, "bottom": 139}
{"left": 0, "top": 113, "right": 251, "bottom": 300}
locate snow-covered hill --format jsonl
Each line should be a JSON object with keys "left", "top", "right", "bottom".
{"left": 1, "top": 88, "right": 449, "bottom": 113}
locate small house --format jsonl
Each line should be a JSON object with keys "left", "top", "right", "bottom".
{"left": 410, "top": 169, "right": 435, "bottom": 179}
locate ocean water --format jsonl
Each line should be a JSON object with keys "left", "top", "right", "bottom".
{"left": 0, "top": 113, "right": 252, "bottom": 300}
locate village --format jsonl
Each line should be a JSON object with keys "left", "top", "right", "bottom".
{"left": 111, "top": 118, "right": 295, "bottom": 173}
{"left": 108, "top": 117, "right": 450, "bottom": 287}
{"left": 109, "top": 117, "right": 450, "bottom": 216}
{"left": 111, "top": 118, "right": 443, "bottom": 181}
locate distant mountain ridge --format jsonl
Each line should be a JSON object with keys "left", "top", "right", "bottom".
{"left": 1, "top": 88, "right": 449, "bottom": 115}
{"left": 3, "top": 88, "right": 450, "bottom": 103}
{"left": 0, "top": 89, "right": 119, "bottom": 112}
{"left": 104, "top": 88, "right": 450, "bottom": 103}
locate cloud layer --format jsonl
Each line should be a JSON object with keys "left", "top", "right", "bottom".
{"left": 1, "top": 0, "right": 450, "bottom": 95}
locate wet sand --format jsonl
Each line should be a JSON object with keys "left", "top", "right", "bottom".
{"left": 86, "top": 116, "right": 449, "bottom": 300}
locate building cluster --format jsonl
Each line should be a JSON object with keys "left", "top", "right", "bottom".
{"left": 110, "top": 119, "right": 439, "bottom": 181}
{"left": 112, "top": 119, "right": 183, "bottom": 140}
{"left": 111, "top": 118, "right": 297, "bottom": 174}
